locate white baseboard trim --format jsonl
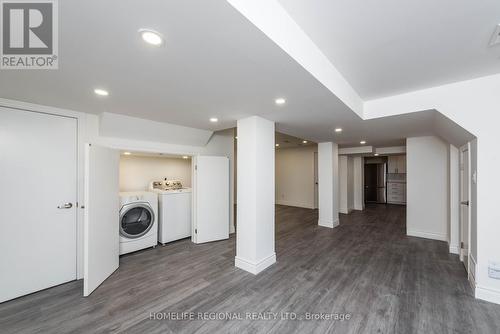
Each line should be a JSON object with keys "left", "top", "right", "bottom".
{"left": 407, "top": 229, "right": 447, "bottom": 242}
{"left": 235, "top": 253, "right": 276, "bottom": 275}
{"left": 475, "top": 285, "right": 500, "bottom": 305}
{"left": 276, "top": 200, "right": 314, "bottom": 209}
{"left": 318, "top": 219, "right": 339, "bottom": 228}
{"left": 449, "top": 244, "right": 460, "bottom": 255}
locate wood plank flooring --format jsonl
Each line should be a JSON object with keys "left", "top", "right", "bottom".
{"left": 1, "top": 204, "right": 500, "bottom": 333}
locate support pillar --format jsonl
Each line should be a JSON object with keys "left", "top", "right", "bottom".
{"left": 235, "top": 116, "right": 276, "bottom": 274}
{"left": 317, "top": 142, "right": 339, "bottom": 228}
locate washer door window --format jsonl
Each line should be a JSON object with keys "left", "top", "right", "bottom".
{"left": 120, "top": 203, "right": 155, "bottom": 239}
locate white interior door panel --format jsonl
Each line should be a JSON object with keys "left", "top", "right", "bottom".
{"left": 83, "top": 144, "right": 119, "bottom": 296}
{"left": 0, "top": 108, "right": 77, "bottom": 303}
{"left": 192, "top": 156, "right": 229, "bottom": 243}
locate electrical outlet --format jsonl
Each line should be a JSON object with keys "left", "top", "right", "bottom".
{"left": 488, "top": 262, "right": 500, "bottom": 279}
{"left": 490, "top": 24, "right": 500, "bottom": 46}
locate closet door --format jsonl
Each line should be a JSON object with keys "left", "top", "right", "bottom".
{"left": 83, "top": 144, "right": 119, "bottom": 296}
{"left": 0, "top": 108, "right": 77, "bottom": 303}
{"left": 192, "top": 155, "right": 229, "bottom": 243}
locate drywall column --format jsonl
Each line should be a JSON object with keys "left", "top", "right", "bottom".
{"left": 339, "top": 156, "right": 348, "bottom": 214}
{"left": 318, "top": 142, "right": 339, "bottom": 228}
{"left": 448, "top": 145, "right": 460, "bottom": 254}
{"left": 235, "top": 116, "right": 276, "bottom": 275}
{"left": 407, "top": 136, "right": 448, "bottom": 241}
{"left": 353, "top": 156, "right": 364, "bottom": 210}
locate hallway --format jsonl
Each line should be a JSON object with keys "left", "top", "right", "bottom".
{"left": 1, "top": 205, "right": 499, "bottom": 333}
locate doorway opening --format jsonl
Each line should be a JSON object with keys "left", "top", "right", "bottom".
{"left": 84, "top": 146, "right": 230, "bottom": 296}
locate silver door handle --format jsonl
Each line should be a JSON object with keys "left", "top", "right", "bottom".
{"left": 57, "top": 203, "right": 73, "bottom": 209}
{"left": 460, "top": 200, "right": 469, "bottom": 206}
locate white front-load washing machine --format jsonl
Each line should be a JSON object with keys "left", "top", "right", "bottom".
{"left": 119, "top": 191, "right": 158, "bottom": 255}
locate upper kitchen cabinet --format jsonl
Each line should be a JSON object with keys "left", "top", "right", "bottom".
{"left": 388, "top": 155, "right": 406, "bottom": 174}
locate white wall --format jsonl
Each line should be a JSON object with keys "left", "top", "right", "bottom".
{"left": 275, "top": 145, "right": 317, "bottom": 209}
{"left": 99, "top": 112, "right": 213, "bottom": 147}
{"left": 119, "top": 155, "right": 192, "bottom": 192}
{"left": 338, "top": 156, "right": 354, "bottom": 214}
{"left": 448, "top": 145, "right": 460, "bottom": 254}
{"left": 407, "top": 136, "right": 448, "bottom": 241}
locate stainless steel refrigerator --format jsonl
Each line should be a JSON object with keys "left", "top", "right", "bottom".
{"left": 364, "top": 163, "right": 387, "bottom": 203}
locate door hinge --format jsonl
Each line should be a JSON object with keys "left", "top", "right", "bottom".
{"left": 195, "top": 229, "right": 197, "bottom": 234}
{"left": 461, "top": 242, "right": 464, "bottom": 249}
{"left": 195, "top": 165, "right": 197, "bottom": 171}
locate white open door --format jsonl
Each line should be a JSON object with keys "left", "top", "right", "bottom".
{"left": 192, "top": 155, "right": 230, "bottom": 243}
{"left": 83, "top": 144, "right": 120, "bottom": 296}
{"left": 460, "top": 144, "right": 471, "bottom": 272}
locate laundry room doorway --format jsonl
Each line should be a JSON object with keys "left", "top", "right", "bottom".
{"left": 83, "top": 147, "right": 230, "bottom": 296}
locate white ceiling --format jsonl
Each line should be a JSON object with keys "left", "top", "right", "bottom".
{"left": 0, "top": 0, "right": 345, "bottom": 132}
{"left": 0, "top": 0, "right": 478, "bottom": 147}
{"left": 278, "top": 0, "right": 500, "bottom": 99}
{"left": 275, "top": 132, "right": 315, "bottom": 149}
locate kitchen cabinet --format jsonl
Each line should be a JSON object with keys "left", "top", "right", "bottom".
{"left": 387, "top": 182, "right": 406, "bottom": 204}
{"left": 388, "top": 155, "right": 406, "bottom": 174}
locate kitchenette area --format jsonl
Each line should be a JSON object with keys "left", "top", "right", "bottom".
{"left": 387, "top": 155, "right": 406, "bottom": 205}
{"left": 365, "top": 154, "right": 406, "bottom": 205}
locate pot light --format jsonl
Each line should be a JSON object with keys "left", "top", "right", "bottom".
{"left": 209, "top": 117, "right": 218, "bottom": 123}
{"left": 235, "top": 136, "right": 238, "bottom": 139}
{"left": 275, "top": 98, "right": 286, "bottom": 105}
{"left": 335, "top": 128, "right": 343, "bottom": 133}
{"left": 182, "top": 156, "right": 189, "bottom": 159}
{"left": 139, "top": 29, "right": 164, "bottom": 46}
{"left": 123, "top": 152, "right": 131, "bottom": 155}
{"left": 374, "top": 153, "right": 379, "bottom": 156}
{"left": 302, "top": 140, "right": 308, "bottom": 144}
{"left": 94, "top": 88, "right": 109, "bottom": 96}
{"left": 275, "top": 143, "right": 280, "bottom": 147}
{"left": 360, "top": 140, "right": 367, "bottom": 145}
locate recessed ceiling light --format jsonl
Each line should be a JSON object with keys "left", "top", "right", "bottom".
{"left": 275, "top": 98, "right": 286, "bottom": 105}
{"left": 94, "top": 88, "right": 109, "bottom": 96}
{"left": 139, "top": 29, "right": 164, "bottom": 46}
{"left": 235, "top": 136, "right": 238, "bottom": 139}
{"left": 360, "top": 140, "right": 367, "bottom": 145}
{"left": 302, "top": 140, "right": 308, "bottom": 144}
{"left": 123, "top": 152, "right": 131, "bottom": 155}
{"left": 210, "top": 117, "right": 218, "bottom": 123}
{"left": 335, "top": 128, "right": 343, "bottom": 133}
{"left": 182, "top": 156, "right": 189, "bottom": 159}
{"left": 275, "top": 143, "right": 280, "bottom": 147}
{"left": 374, "top": 153, "right": 379, "bottom": 156}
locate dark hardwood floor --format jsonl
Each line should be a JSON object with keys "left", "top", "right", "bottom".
{"left": 1, "top": 204, "right": 500, "bottom": 333}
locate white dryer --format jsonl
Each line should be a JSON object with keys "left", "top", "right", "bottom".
{"left": 150, "top": 180, "right": 192, "bottom": 245}
{"left": 119, "top": 191, "right": 158, "bottom": 255}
